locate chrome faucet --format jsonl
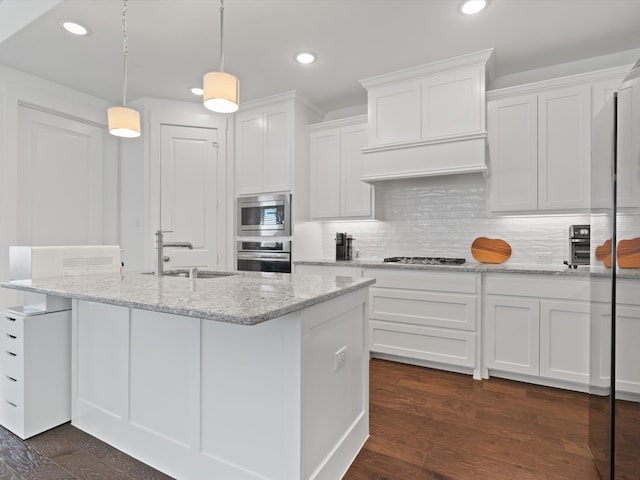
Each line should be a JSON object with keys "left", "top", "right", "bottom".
{"left": 154, "top": 230, "right": 193, "bottom": 276}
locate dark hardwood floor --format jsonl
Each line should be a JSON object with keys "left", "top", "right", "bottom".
{"left": 344, "top": 359, "right": 601, "bottom": 480}
{"left": 0, "top": 358, "right": 614, "bottom": 479}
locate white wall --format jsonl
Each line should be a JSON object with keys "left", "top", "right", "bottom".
{"left": 0, "top": 63, "right": 117, "bottom": 312}
{"left": 319, "top": 174, "right": 592, "bottom": 266}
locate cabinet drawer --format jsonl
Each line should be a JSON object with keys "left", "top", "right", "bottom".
{"left": 1, "top": 397, "right": 24, "bottom": 435}
{"left": 364, "top": 268, "right": 478, "bottom": 294}
{"left": 1, "top": 348, "right": 22, "bottom": 379}
{"left": 370, "top": 320, "right": 476, "bottom": 368}
{"left": 2, "top": 373, "right": 22, "bottom": 406}
{"left": 1, "top": 331, "right": 23, "bottom": 356}
{"left": 3, "top": 315, "right": 23, "bottom": 338}
{"left": 370, "top": 287, "right": 476, "bottom": 331}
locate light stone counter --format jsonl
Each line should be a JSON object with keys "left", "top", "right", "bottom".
{"left": 294, "top": 259, "right": 640, "bottom": 279}
{"left": 1, "top": 270, "right": 375, "bottom": 326}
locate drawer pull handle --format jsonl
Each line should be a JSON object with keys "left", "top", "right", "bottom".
{"left": 6, "top": 334, "right": 17, "bottom": 340}
{"left": 5, "top": 375, "right": 17, "bottom": 382}
{"left": 6, "top": 351, "right": 17, "bottom": 357}
{"left": 6, "top": 317, "right": 16, "bottom": 322}
{"left": 6, "top": 400, "right": 17, "bottom": 408}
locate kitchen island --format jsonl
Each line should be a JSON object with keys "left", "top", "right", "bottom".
{"left": 2, "top": 271, "right": 374, "bottom": 480}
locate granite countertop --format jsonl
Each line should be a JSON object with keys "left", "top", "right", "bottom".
{"left": 294, "top": 259, "right": 640, "bottom": 279}
{"left": 1, "top": 271, "right": 375, "bottom": 326}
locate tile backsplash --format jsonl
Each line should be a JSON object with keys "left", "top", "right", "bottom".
{"left": 320, "top": 174, "right": 593, "bottom": 265}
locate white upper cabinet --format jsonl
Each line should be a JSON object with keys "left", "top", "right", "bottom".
{"left": 309, "top": 127, "right": 341, "bottom": 218}
{"left": 309, "top": 116, "right": 373, "bottom": 220}
{"left": 368, "top": 80, "right": 421, "bottom": 145}
{"left": 487, "top": 94, "right": 538, "bottom": 211}
{"left": 236, "top": 100, "right": 293, "bottom": 195}
{"left": 421, "top": 66, "right": 483, "bottom": 138}
{"left": 537, "top": 85, "right": 591, "bottom": 210}
{"left": 359, "top": 49, "right": 493, "bottom": 181}
{"left": 487, "top": 66, "right": 628, "bottom": 213}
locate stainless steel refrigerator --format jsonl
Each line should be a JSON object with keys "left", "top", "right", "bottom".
{"left": 590, "top": 57, "right": 640, "bottom": 480}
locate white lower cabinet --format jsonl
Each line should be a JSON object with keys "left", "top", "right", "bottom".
{"left": 590, "top": 279, "right": 640, "bottom": 397}
{"left": 72, "top": 291, "right": 369, "bottom": 480}
{"left": 485, "top": 296, "right": 540, "bottom": 376}
{"left": 539, "top": 299, "right": 590, "bottom": 384}
{"left": 484, "top": 274, "right": 590, "bottom": 388}
{"left": 0, "top": 308, "right": 71, "bottom": 439}
{"left": 364, "top": 269, "right": 481, "bottom": 378}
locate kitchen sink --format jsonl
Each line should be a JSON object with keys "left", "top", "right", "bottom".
{"left": 142, "top": 269, "right": 236, "bottom": 279}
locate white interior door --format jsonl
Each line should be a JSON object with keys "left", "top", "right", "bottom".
{"left": 17, "top": 105, "right": 107, "bottom": 245}
{"left": 160, "top": 125, "right": 219, "bottom": 269}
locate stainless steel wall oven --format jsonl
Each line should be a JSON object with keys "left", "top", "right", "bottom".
{"left": 236, "top": 240, "right": 291, "bottom": 273}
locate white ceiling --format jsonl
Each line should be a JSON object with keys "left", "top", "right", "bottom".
{"left": 1, "top": 0, "right": 640, "bottom": 114}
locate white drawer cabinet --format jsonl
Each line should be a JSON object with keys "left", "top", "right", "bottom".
{"left": 0, "top": 308, "right": 71, "bottom": 439}
{"left": 484, "top": 274, "right": 590, "bottom": 388}
{"left": 364, "top": 269, "right": 481, "bottom": 378}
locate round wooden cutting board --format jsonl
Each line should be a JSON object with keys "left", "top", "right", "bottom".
{"left": 471, "top": 237, "right": 512, "bottom": 264}
{"left": 595, "top": 239, "right": 612, "bottom": 268}
{"left": 617, "top": 237, "right": 640, "bottom": 269}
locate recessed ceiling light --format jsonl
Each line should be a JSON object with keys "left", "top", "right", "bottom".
{"left": 458, "top": 0, "right": 489, "bottom": 15}
{"left": 294, "top": 52, "right": 317, "bottom": 65}
{"left": 190, "top": 87, "right": 204, "bottom": 96}
{"left": 59, "top": 20, "right": 88, "bottom": 36}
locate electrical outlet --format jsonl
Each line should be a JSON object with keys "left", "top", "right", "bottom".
{"left": 334, "top": 346, "right": 347, "bottom": 371}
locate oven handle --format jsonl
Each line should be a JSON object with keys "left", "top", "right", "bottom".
{"left": 237, "top": 252, "right": 291, "bottom": 262}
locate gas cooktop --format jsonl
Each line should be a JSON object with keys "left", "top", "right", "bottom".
{"left": 383, "top": 256, "right": 466, "bottom": 266}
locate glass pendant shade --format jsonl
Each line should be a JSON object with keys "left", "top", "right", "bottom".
{"left": 203, "top": 71, "right": 239, "bottom": 113}
{"left": 108, "top": 106, "right": 141, "bottom": 138}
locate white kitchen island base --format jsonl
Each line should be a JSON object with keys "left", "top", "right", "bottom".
{"left": 71, "top": 288, "right": 369, "bottom": 480}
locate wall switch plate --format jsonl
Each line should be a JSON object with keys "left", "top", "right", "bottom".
{"left": 334, "top": 346, "right": 347, "bottom": 371}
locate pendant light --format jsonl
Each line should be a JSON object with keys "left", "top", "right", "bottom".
{"left": 108, "top": 0, "right": 141, "bottom": 138}
{"left": 203, "top": 0, "right": 239, "bottom": 113}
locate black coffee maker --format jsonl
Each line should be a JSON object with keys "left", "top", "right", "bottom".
{"left": 335, "top": 232, "right": 353, "bottom": 261}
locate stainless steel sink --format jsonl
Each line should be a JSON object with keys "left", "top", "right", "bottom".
{"left": 142, "top": 269, "right": 236, "bottom": 279}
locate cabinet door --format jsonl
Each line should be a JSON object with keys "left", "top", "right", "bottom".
{"left": 367, "top": 80, "right": 421, "bottom": 145}
{"left": 616, "top": 305, "right": 640, "bottom": 395}
{"left": 421, "top": 66, "right": 482, "bottom": 139}
{"left": 538, "top": 85, "right": 591, "bottom": 210}
{"left": 340, "top": 124, "right": 371, "bottom": 217}
{"left": 485, "top": 295, "right": 540, "bottom": 375}
{"left": 235, "top": 110, "right": 264, "bottom": 195}
{"left": 309, "top": 128, "right": 341, "bottom": 219}
{"left": 262, "top": 103, "right": 293, "bottom": 193}
{"left": 487, "top": 95, "right": 538, "bottom": 212}
{"left": 616, "top": 86, "right": 640, "bottom": 209}
{"left": 591, "top": 303, "right": 640, "bottom": 395}
{"left": 539, "top": 300, "right": 590, "bottom": 384}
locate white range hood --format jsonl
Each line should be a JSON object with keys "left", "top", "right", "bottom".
{"left": 359, "top": 49, "right": 493, "bottom": 182}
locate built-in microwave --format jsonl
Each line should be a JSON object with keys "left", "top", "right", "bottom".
{"left": 237, "top": 194, "right": 291, "bottom": 237}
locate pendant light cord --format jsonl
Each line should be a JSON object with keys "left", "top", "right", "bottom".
{"left": 122, "top": 0, "right": 129, "bottom": 107}
{"left": 219, "top": 0, "right": 225, "bottom": 72}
